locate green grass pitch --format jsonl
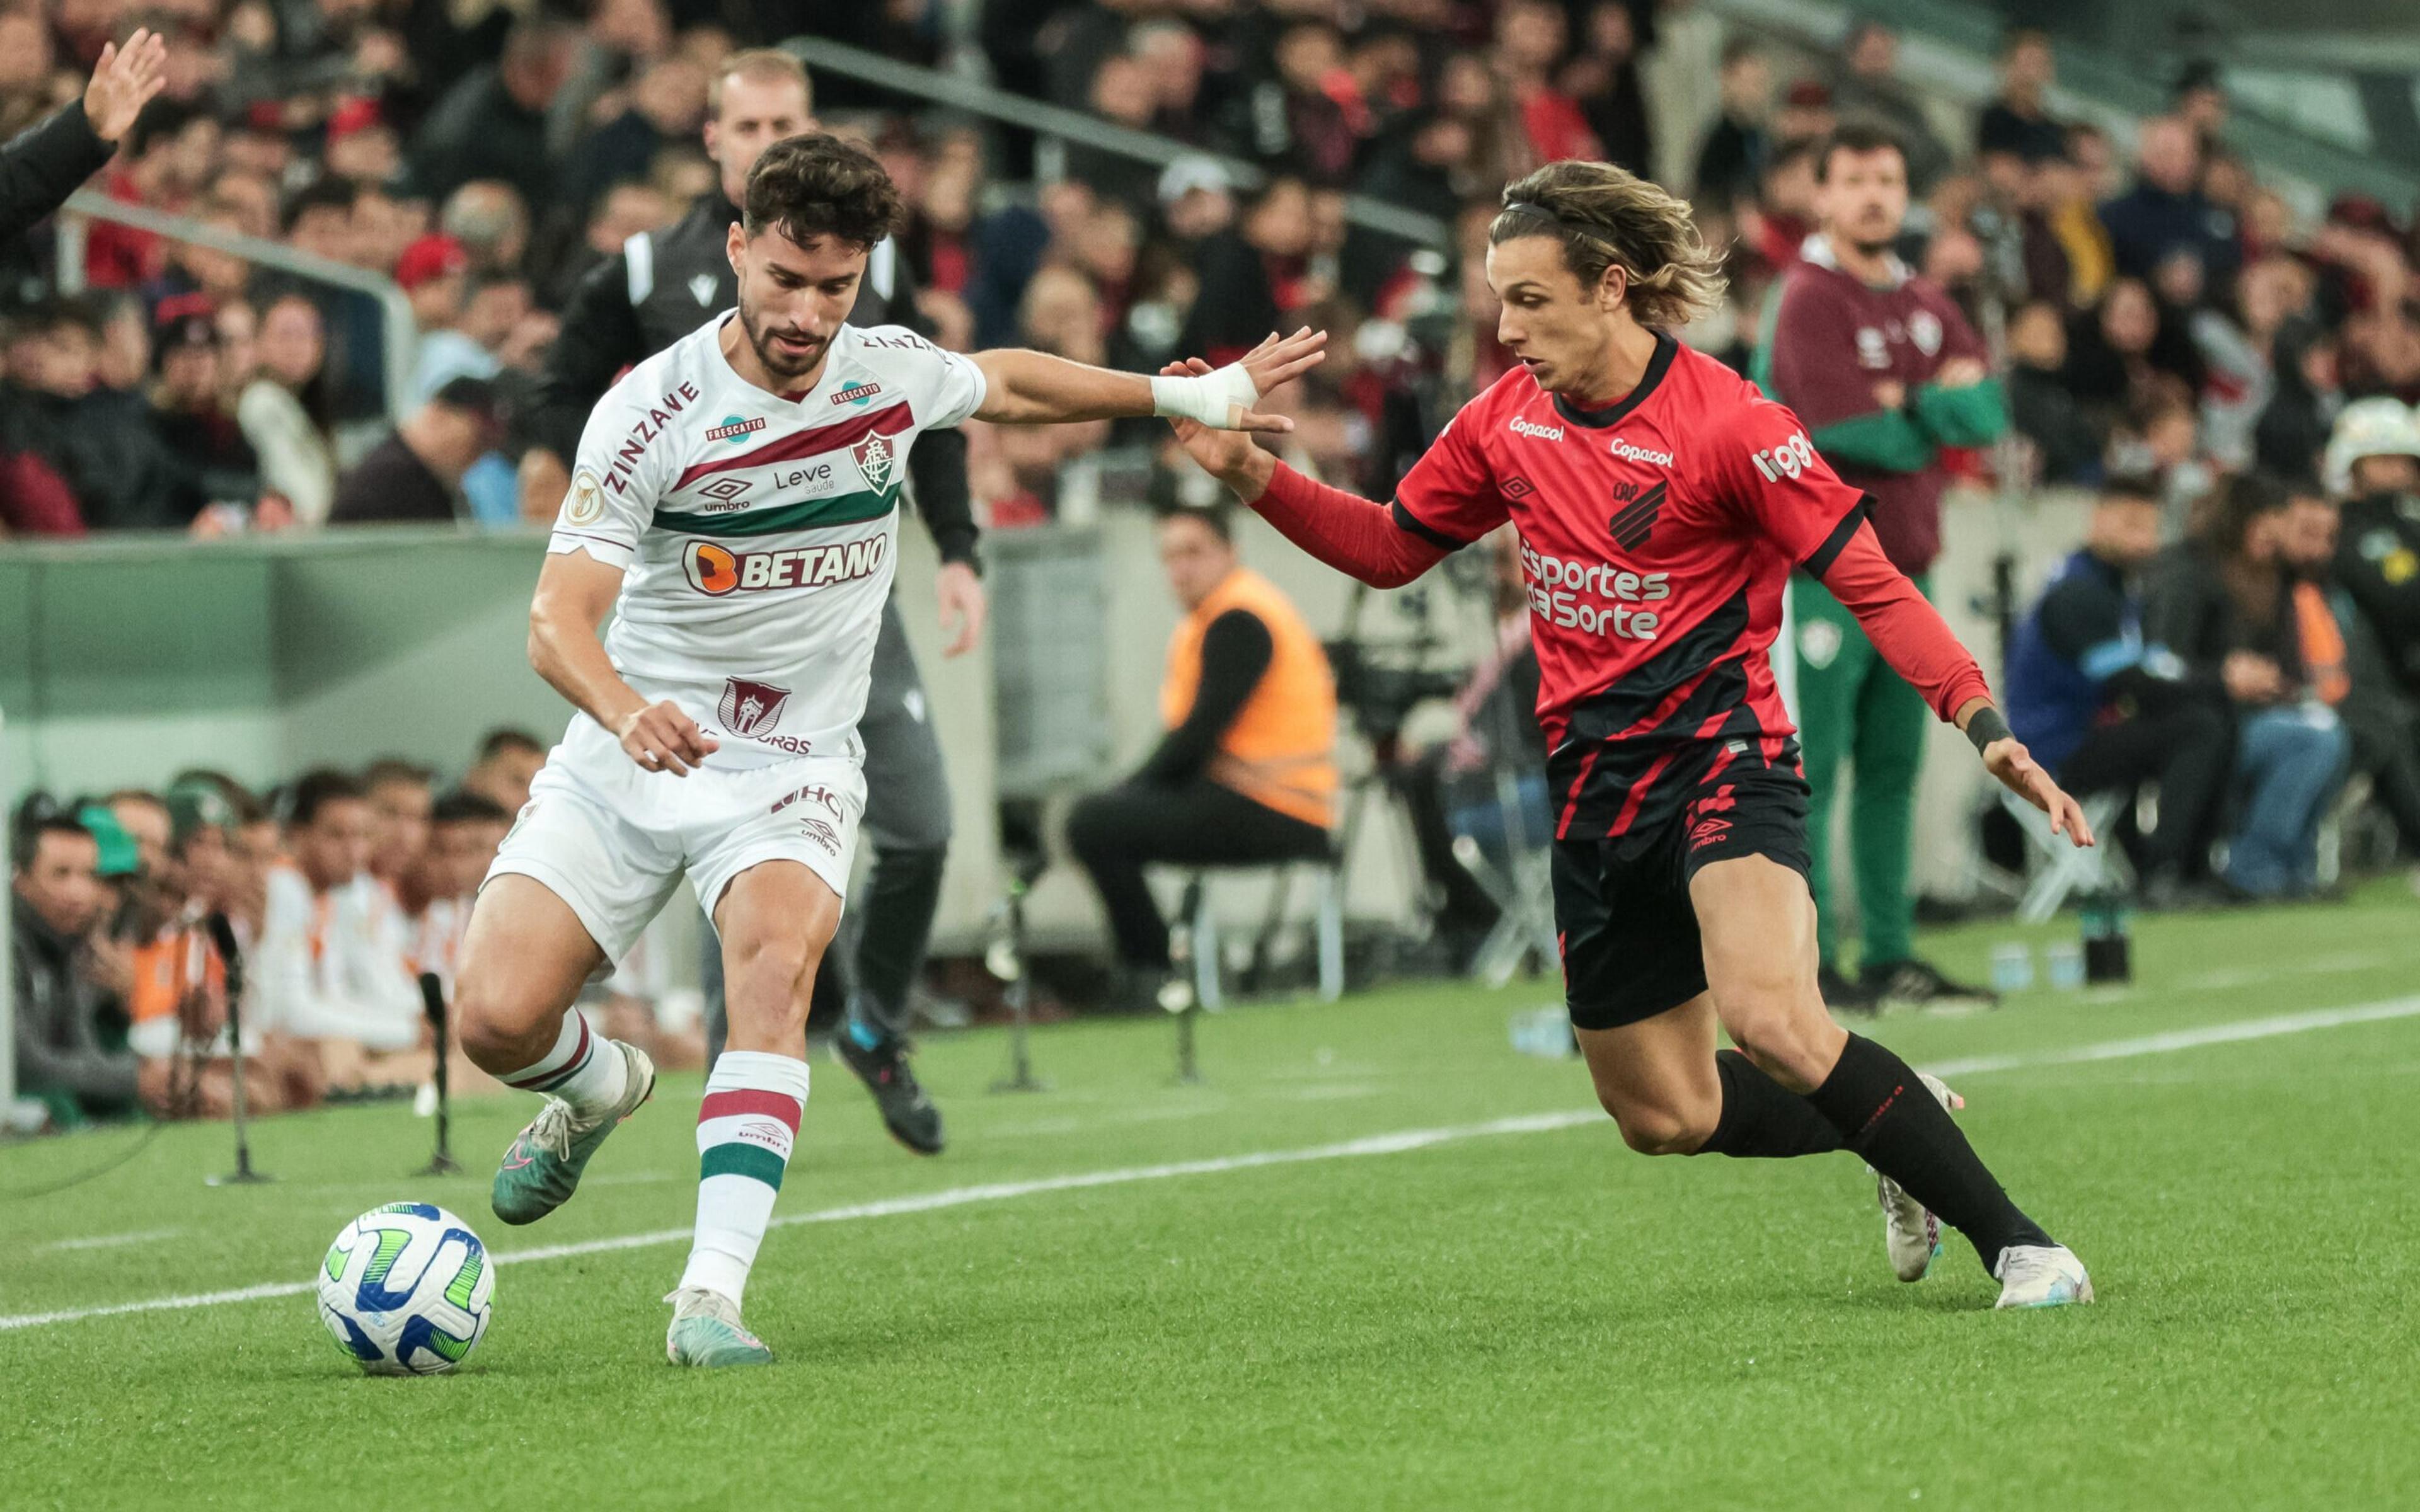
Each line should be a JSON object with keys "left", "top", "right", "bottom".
{"left": 6, "top": 885, "right": 2419, "bottom": 1509}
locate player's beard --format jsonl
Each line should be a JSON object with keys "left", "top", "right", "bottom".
{"left": 738, "top": 298, "right": 828, "bottom": 385}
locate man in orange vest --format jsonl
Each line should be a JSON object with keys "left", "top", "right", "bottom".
{"left": 1066, "top": 505, "right": 1339, "bottom": 1007}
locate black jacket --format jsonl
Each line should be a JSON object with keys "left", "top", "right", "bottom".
{"left": 10, "top": 896, "right": 139, "bottom": 1113}
{"left": 0, "top": 100, "right": 113, "bottom": 247}
{"left": 2336, "top": 490, "right": 2420, "bottom": 694}
{"left": 527, "top": 193, "right": 977, "bottom": 568}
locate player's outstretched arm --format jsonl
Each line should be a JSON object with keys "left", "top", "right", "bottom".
{"left": 1818, "top": 522, "right": 2094, "bottom": 848}
{"left": 969, "top": 327, "right": 1325, "bottom": 428}
{"left": 528, "top": 551, "right": 718, "bottom": 777}
{"left": 1160, "top": 358, "right": 1453, "bottom": 589}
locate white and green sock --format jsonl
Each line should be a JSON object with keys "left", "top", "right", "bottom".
{"left": 677, "top": 1050, "right": 810, "bottom": 1305}
{"left": 495, "top": 1009, "right": 626, "bottom": 1118}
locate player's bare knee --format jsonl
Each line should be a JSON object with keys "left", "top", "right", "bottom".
{"left": 725, "top": 936, "right": 817, "bottom": 1032}
{"left": 1723, "top": 1004, "right": 1834, "bottom": 1090}
{"left": 453, "top": 980, "right": 548, "bottom": 1068}
{"left": 1608, "top": 1099, "right": 1714, "bottom": 1156}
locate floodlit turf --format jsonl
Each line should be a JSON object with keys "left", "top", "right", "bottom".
{"left": 6, "top": 884, "right": 2419, "bottom": 1510}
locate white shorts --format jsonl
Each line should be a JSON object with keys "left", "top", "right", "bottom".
{"left": 485, "top": 717, "right": 866, "bottom": 961}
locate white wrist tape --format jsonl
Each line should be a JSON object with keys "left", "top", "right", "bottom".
{"left": 1150, "top": 363, "right": 1260, "bottom": 428}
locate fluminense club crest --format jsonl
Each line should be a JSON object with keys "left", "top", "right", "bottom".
{"left": 718, "top": 677, "right": 792, "bottom": 736}
{"left": 852, "top": 431, "right": 896, "bottom": 491}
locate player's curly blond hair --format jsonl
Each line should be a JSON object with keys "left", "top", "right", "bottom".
{"left": 1489, "top": 161, "right": 1727, "bottom": 331}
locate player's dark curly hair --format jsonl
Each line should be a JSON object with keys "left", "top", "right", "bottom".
{"left": 1490, "top": 161, "right": 1726, "bottom": 331}
{"left": 741, "top": 132, "right": 903, "bottom": 252}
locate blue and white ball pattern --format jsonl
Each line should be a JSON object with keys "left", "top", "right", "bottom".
{"left": 316, "top": 1203, "right": 493, "bottom": 1375}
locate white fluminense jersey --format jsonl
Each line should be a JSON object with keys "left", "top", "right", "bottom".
{"left": 548, "top": 316, "right": 987, "bottom": 768}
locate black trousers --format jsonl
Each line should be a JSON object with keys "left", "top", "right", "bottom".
{"left": 1066, "top": 777, "right": 1331, "bottom": 970}
{"left": 2058, "top": 701, "right": 2230, "bottom": 881}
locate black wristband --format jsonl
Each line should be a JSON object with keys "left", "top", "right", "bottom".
{"left": 1964, "top": 705, "right": 2011, "bottom": 756}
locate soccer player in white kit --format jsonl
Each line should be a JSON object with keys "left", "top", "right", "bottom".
{"left": 452, "top": 133, "right": 1327, "bottom": 1367}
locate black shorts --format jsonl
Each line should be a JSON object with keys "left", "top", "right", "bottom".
{"left": 1552, "top": 758, "right": 1812, "bottom": 1032}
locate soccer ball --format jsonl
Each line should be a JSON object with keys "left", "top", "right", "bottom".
{"left": 316, "top": 1202, "right": 494, "bottom": 1376}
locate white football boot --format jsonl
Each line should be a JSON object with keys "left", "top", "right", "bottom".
{"left": 1993, "top": 1244, "right": 2095, "bottom": 1309}
{"left": 1874, "top": 1070, "right": 1964, "bottom": 1281}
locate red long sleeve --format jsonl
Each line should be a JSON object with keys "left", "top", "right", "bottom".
{"left": 1816, "top": 519, "right": 1993, "bottom": 722}
{"left": 1245, "top": 461, "right": 1449, "bottom": 589}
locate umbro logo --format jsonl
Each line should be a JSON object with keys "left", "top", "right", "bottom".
{"left": 1502, "top": 476, "right": 1536, "bottom": 500}
{"left": 1608, "top": 481, "right": 1666, "bottom": 551}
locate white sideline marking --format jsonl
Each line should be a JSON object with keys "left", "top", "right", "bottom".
{"left": 1920, "top": 996, "right": 2420, "bottom": 1079}
{"left": 39, "top": 1228, "right": 183, "bottom": 1252}
{"left": 8, "top": 995, "right": 2419, "bottom": 1334}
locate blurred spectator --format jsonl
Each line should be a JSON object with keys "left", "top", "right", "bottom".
{"left": 2279, "top": 482, "right": 2420, "bottom": 856}
{"left": 2005, "top": 478, "right": 2228, "bottom": 902}
{"left": 2146, "top": 473, "right": 2351, "bottom": 898}
{"left": 11, "top": 812, "right": 139, "bottom": 1126}
{"left": 1775, "top": 77, "right": 1836, "bottom": 145}
{"left": 401, "top": 788, "right": 511, "bottom": 1000}
{"left": 2007, "top": 299, "right": 2100, "bottom": 484}
{"left": 410, "top": 15, "right": 579, "bottom": 212}
{"left": 254, "top": 768, "right": 427, "bottom": 1084}
{"left": 1179, "top": 176, "right": 1315, "bottom": 369}
{"left": 149, "top": 294, "right": 262, "bottom": 517}
{"left": 2255, "top": 319, "right": 2346, "bottom": 482}
{"left": 326, "top": 375, "right": 506, "bottom": 525}
{"left": 561, "top": 54, "right": 706, "bottom": 217}
{"left": 1692, "top": 38, "right": 1771, "bottom": 214}
{"left": 1560, "top": 2, "right": 1652, "bottom": 178}
{"left": 2040, "top": 140, "right": 2113, "bottom": 307}
{"left": 397, "top": 231, "right": 491, "bottom": 398}
{"left": 2194, "top": 255, "right": 2313, "bottom": 471}
{"left": 1744, "top": 135, "right": 1819, "bottom": 272}
{"left": 2063, "top": 277, "right": 2195, "bottom": 442}
{"left": 1830, "top": 18, "right": 1948, "bottom": 194}
{"left": 2326, "top": 399, "right": 2420, "bottom": 698}
{"left": 124, "top": 783, "right": 319, "bottom": 1118}
{"left": 2099, "top": 115, "right": 2239, "bottom": 284}
{"left": 1495, "top": 0, "right": 1596, "bottom": 167}
{"left": 1065, "top": 507, "right": 1336, "bottom": 1009}
{"left": 1069, "top": 50, "right": 1169, "bottom": 210}
{"left": 4, "top": 296, "right": 191, "bottom": 530}
{"left": 441, "top": 180, "right": 533, "bottom": 278}
{"left": 1975, "top": 26, "right": 2063, "bottom": 169}
{"left": 2172, "top": 61, "right": 2230, "bottom": 149}
{"left": 323, "top": 98, "right": 401, "bottom": 188}
{"left": 361, "top": 758, "right": 435, "bottom": 896}
{"left": 463, "top": 726, "right": 546, "bottom": 816}
{"left": 238, "top": 291, "right": 337, "bottom": 526}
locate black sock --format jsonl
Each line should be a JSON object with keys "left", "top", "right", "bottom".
{"left": 1806, "top": 1034, "right": 2053, "bottom": 1274}
{"left": 1698, "top": 1050, "right": 1846, "bottom": 1158}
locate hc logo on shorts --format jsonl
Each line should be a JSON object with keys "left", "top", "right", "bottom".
{"left": 718, "top": 677, "right": 792, "bottom": 736}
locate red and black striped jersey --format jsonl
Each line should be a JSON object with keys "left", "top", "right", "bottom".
{"left": 1383, "top": 333, "right": 1959, "bottom": 839}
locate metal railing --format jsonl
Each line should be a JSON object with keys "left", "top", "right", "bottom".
{"left": 54, "top": 191, "right": 418, "bottom": 425}
{"left": 786, "top": 35, "right": 1451, "bottom": 249}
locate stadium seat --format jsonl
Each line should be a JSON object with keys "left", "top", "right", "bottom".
{"left": 1174, "top": 860, "right": 1345, "bottom": 1011}
{"left": 1999, "top": 786, "right": 2128, "bottom": 923}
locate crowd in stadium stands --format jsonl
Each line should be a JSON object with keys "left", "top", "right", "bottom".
{"left": 6, "top": 4, "right": 2420, "bottom": 1102}
{"left": 9, "top": 731, "right": 703, "bottom": 1130}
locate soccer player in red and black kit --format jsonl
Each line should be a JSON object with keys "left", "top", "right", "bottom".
{"left": 1164, "top": 161, "right": 2097, "bottom": 1308}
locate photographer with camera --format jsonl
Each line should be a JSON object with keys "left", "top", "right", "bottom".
{"left": 1066, "top": 505, "right": 1339, "bottom": 1012}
